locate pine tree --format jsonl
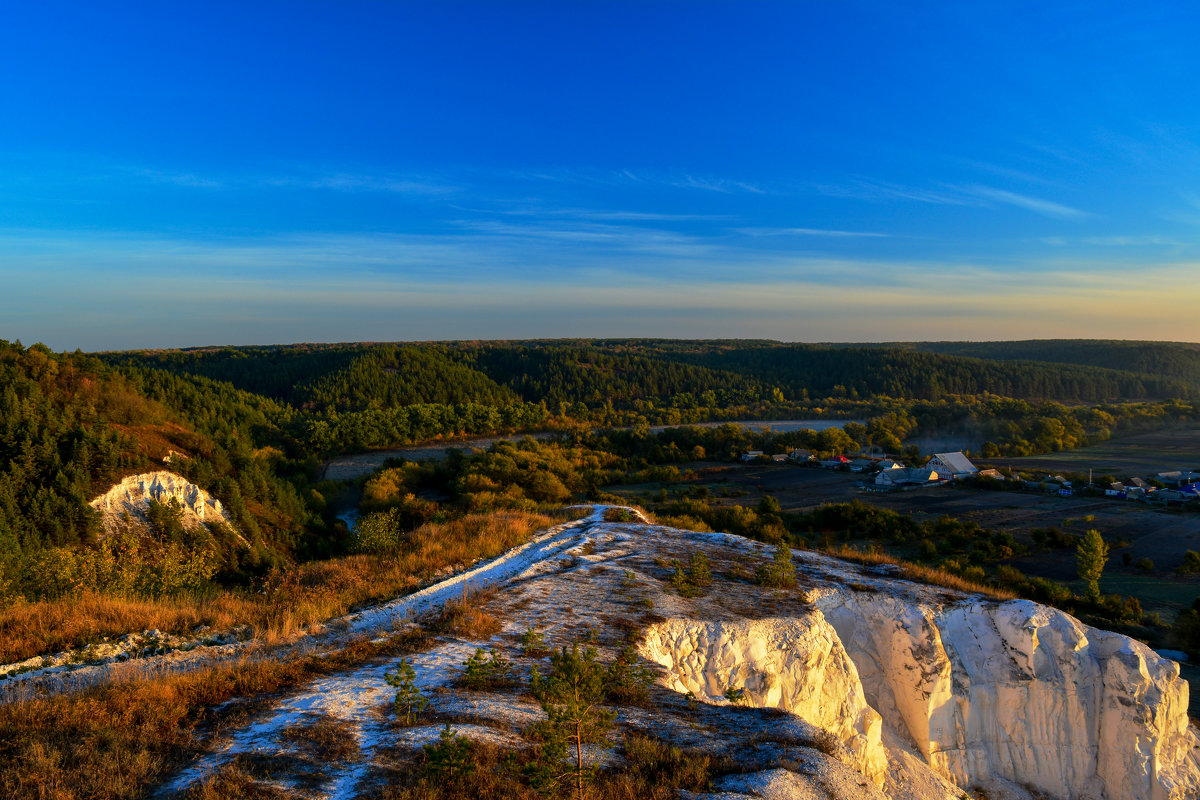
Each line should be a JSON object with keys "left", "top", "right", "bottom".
{"left": 384, "top": 657, "right": 428, "bottom": 725}
{"left": 529, "top": 643, "right": 615, "bottom": 800}
{"left": 1077, "top": 528, "right": 1109, "bottom": 602}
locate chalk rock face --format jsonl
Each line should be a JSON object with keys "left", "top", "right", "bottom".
{"left": 89, "top": 471, "right": 236, "bottom": 537}
{"left": 816, "top": 591, "right": 1200, "bottom": 800}
{"left": 639, "top": 614, "right": 889, "bottom": 786}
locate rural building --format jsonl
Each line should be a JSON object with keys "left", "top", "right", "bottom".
{"left": 875, "top": 467, "right": 941, "bottom": 488}
{"left": 740, "top": 451, "right": 764, "bottom": 462}
{"left": 771, "top": 453, "right": 788, "bottom": 463}
{"left": 926, "top": 452, "right": 979, "bottom": 479}
{"left": 821, "top": 455, "right": 852, "bottom": 469}
{"left": 789, "top": 448, "right": 814, "bottom": 461}
{"left": 877, "top": 459, "right": 904, "bottom": 471}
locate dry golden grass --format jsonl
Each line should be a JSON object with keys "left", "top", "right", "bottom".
{"left": 823, "top": 545, "right": 1017, "bottom": 600}
{"left": 279, "top": 714, "right": 361, "bottom": 763}
{"left": 0, "top": 511, "right": 552, "bottom": 665}
{"left": 422, "top": 585, "right": 502, "bottom": 639}
{"left": 370, "top": 732, "right": 722, "bottom": 800}
{"left": 0, "top": 632, "right": 428, "bottom": 800}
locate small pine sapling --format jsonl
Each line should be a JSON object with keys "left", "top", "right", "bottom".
{"left": 423, "top": 723, "right": 475, "bottom": 783}
{"left": 520, "top": 624, "right": 548, "bottom": 656}
{"left": 528, "top": 643, "right": 616, "bottom": 800}
{"left": 755, "top": 542, "right": 797, "bottom": 589}
{"left": 605, "top": 643, "right": 655, "bottom": 705}
{"left": 724, "top": 685, "right": 747, "bottom": 705}
{"left": 461, "top": 646, "right": 512, "bottom": 689}
{"left": 385, "top": 657, "right": 428, "bottom": 725}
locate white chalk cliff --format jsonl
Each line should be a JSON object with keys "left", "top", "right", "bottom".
{"left": 633, "top": 534, "right": 1200, "bottom": 800}
{"left": 89, "top": 470, "right": 236, "bottom": 536}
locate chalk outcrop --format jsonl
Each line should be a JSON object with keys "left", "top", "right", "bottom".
{"left": 89, "top": 471, "right": 236, "bottom": 536}
{"left": 640, "top": 615, "right": 889, "bottom": 785}
{"left": 816, "top": 592, "right": 1200, "bottom": 800}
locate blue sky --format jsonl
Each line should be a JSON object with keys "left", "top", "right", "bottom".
{"left": 2, "top": 2, "right": 1199, "bottom": 350}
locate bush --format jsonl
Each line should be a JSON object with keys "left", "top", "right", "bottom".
{"left": 423, "top": 724, "right": 476, "bottom": 784}
{"left": 755, "top": 543, "right": 796, "bottom": 589}
{"left": 669, "top": 552, "right": 712, "bottom": 598}
{"left": 605, "top": 644, "right": 655, "bottom": 705}
{"left": 460, "top": 646, "right": 512, "bottom": 690}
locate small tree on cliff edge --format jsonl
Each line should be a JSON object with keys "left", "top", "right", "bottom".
{"left": 1077, "top": 528, "right": 1109, "bottom": 602}
{"left": 528, "top": 643, "right": 615, "bottom": 799}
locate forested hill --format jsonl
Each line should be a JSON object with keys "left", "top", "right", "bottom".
{"left": 0, "top": 341, "right": 316, "bottom": 577}
{"left": 899, "top": 340, "right": 1200, "bottom": 387}
{"left": 673, "top": 343, "right": 1198, "bottom": 402}
{"left": 105, "top": 339, "right": 1200, "bottom": 408}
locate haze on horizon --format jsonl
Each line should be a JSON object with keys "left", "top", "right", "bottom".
{"left": 2, "top": 2, "right": 1199, "bottom": 351}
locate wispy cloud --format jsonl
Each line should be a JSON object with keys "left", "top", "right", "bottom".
{"left": 133, "top": 168, "right": 223, "bottom": 189}
{"left": 735, "top": 227, "right": 890, "bottom": 238}
{"left": 812, "top": 179, "right": 968, "bottom": 206}
{"left": 459, "top": 205, "right": 732, "bottom": 222}
{"left": 962, "top": 185, "right": 1087, "bottom": 219}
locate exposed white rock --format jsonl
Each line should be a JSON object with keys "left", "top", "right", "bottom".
{"left": 639, "top": 615, "right": 888, "bottom": 786}
{"left": 816, "top": 591, "right": 1200, "bottom": 800}
{"left": 88, "top": 470, "right": 236, "bottom": 537}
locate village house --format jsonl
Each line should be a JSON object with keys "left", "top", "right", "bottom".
{"left": 740, "top": 450, "right": 764, "bottom": 462}
{"left": 926, "top": 451, "right": 979, "bottom": 479}
{"left": 874, "top": 466, "right": 942, "bottom": 488}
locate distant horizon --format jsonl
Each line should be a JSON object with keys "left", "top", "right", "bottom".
{"left": 9, "top": 334, "right": 1200, "bottom": 356}
{"left": 3, "top": 3, "right": 1199, "bottom": 348}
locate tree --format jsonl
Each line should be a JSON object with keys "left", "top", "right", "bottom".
{"left": 529, "top": 643, "right": 615, "bottom": 799}
{"left": 755, "top": 542, "right": 797, "bottom": 589}
{"left": 385, "top": 657, "right": 428, "bottom": 725}
{"left": 1076, "top": 528, "right": 1109, "bottom": 601}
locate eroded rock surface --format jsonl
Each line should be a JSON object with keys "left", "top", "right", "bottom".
{"left": 89, "top": 470, "right": 237, "bottom": 536}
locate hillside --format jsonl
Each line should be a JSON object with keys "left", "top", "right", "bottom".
{"left": 106, "top": 339, "right": 1200, "bottom": 410}
{"left": 0, "top": 340, "right": 319, "bottom": 603}
{"left": 907, "top": 339, "right": 1200, "bottom": 386}
{"left": 4, "top": 508, "right": 1196, "bottom": 800}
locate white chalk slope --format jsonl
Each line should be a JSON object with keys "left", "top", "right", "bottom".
{"left": 144, "top": 509, "right": 1198, "bottom": 800}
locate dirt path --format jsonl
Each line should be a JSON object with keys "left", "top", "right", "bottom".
{"left": 0, "top": 507, "right": 647, "bottom": 703}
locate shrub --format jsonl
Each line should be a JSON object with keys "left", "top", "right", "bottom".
{"left": 519, "top": 625, "right": 548, "bottom": 657}
{"left": 605, "top": 644, "right": 655, "bottom": 705}
{"left": 423, "top": 723, "right": 476, "bottom": 784}
{"left": 669, "top": 552, "right": 712, "bottom": 598}
{"left": 1134, "top": 557, "right": 1155, "bottom": 573}
{"left": 1178, "top": 550, "right": 1200, "bottom": 575}
{"left": 755, "top": 543, "right": 796, "bottom": 589}
{"left": 460, "top": 646, "right": 512, "bottom": 690}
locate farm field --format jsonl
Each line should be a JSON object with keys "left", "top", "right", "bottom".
{"left": 985, "top": 425, "right": 1200, "bottom": 477}
{"left": 613, "top": 461, "right": 1200, "bottom": 621}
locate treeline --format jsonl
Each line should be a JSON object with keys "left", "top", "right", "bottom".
{"left": 679, "top": 344, "right": 1197, "bottom": 402}
{"left": 106, "top": 339, "right": 1200, "bottom": 420}
{"left": 909, "top": 340, "right": 1200, "bottom": 386}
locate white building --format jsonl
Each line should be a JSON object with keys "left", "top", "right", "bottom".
{"left": 926, "top": 452, "right": 978, "bottom": 479}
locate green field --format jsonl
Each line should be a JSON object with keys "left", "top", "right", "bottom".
{"left": 989, "top": 425, "right": 1200, "bottom": 476}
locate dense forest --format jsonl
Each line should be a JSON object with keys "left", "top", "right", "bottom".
{"left": 906, "top": 340, "right": 1200, "bottom": 386}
